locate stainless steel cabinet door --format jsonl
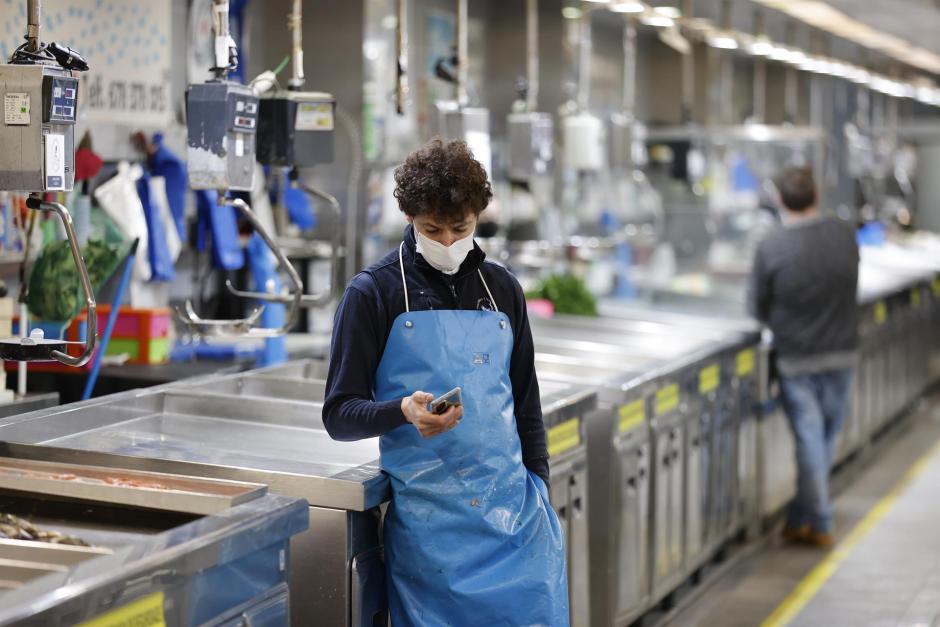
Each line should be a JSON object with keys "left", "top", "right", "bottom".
{"left": 614, "top": 438, "right": 650, "bottom": 622}
{"left": 568, "top": 464, "right": 591, "bottom": 627}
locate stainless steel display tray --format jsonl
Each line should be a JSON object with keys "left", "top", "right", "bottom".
{"left": 0, "top": 457, "right": 266, "bottom": 516}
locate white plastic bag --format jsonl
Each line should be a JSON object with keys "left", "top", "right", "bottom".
{"left": 94, "top": 162, "right": 151, "bottom": 281}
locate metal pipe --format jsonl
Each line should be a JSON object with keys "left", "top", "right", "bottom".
{"left": 212, "top": 0, "right": 232, "bottom": 79}
{"left": 887, "top": 66, "right": 899, "bottom": 134}
{"left": 752, "top": 9, "right": 766, "bottom": 123}
{"left": 26, "top": 0, "right": 40, "bottom": 53}
{"left": 226, "top": 180, "right": 341, "bottom": 308}
{"left": 39, "top": 200, "right": 97, "bottom": 367}
{"left": 395, "top": 0, "right": 409, "bottom": 115}
{"left": 526, "top": 0, "right": 539, "bottom": 111}
{"left": 228, "top": 197, "right": 303, "bottom": 332}
{"left": 622, "top": 16, "right": 636, "bottom": 121}
{"left": 288, "top": 0, "right": 304, "bottom": 89}
{"left": 809, "top": 31, "right": 823, "bottom": 129}
{"left": 456, "top": 0, "right": 468, "bottom": 106}
{"left": 719, "top": 0, "right": 734, "bottom": 125}
{"left": 784, "top": 20, "right": 798, "bottom": 123}
{"left": 681, "top": 0, "right": 695, "bottom": 123}
{"left": 578, "top": 10, "right": 592, "bottom": 111}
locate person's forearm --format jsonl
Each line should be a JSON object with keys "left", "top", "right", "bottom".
{"left": 322, "top": 396, "right": 407, "bottom": 441}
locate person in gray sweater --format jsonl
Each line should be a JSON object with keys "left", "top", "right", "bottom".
{"left": 749, "top": 166, "right": 859, "bottom": 548}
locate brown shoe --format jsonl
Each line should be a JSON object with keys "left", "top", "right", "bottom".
{"left": 782, "top": 525, "right": 810, "bottom": 543}
{"left": 804, "top": 531, "right": 834, "bottom": 549}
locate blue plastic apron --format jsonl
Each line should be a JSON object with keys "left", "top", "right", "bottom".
{"left": 374, "top": 243, "right": 569, "bottom": 626}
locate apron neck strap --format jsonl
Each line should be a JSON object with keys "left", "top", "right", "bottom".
{"left": 477, "top": 269, "right": 500, "bottom": 313}
{"left": 398, "top": 241, "right": 500, "bottom": 314}
{"left": 399, "top": 242, "right": 410, "bottom": 313}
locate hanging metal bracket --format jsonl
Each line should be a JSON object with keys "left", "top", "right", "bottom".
{"left": 176, "top": 196, "right": 303, "bottom": 338}
{"left": 225, "top": 175, "right": 340, "bottom": 308}
{"left": 0, "top": 198, "right": 97, "bottom": 366}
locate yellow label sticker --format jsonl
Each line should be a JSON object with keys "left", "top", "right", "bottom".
{"left": 911, "top": 288, "right": 922, "bottom": 310}
{"left": 79, "top": 592, "right": 166, "bottom": 627}
{"left": 655, "top": 384, "right": 680, "bottom": 416}
{"left": 736, "top": 349, "right": 755, "bottom": 377}
{"left": 932, "top": 278, "right": 940, "bottom": 297}
{"left": 619, "top": 399, "right": 646, "bottom": 433}
{"left": 699, "top": 364, "right": 720, "bottom": 394}
{"left": 548, "top": 417, "right": 581, "bottom": 457}
{"left": 874, "top": 301, "right": 887, "bottom": 326}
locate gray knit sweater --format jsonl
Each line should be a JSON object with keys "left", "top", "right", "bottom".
{"left": 748, "top": 214, "right": 860, "bottom": 376}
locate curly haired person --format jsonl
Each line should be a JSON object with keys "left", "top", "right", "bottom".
{"left": 323, "top": 138, "right": 570, "bottom": 625}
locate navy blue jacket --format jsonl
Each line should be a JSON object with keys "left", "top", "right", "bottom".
{"left": 323, "top": 226, "right": 549, "bottom": 485}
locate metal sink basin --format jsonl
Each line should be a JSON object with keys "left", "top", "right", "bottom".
{"left": 0, "top": 390, "right": 382, "bottom": 509}
{"left": 181, "top": 374, "right": 327, "bottom": 403}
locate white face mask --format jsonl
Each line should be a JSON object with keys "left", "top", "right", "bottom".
{"left": 414, "top": 228, "right": 475, "bottom": 275}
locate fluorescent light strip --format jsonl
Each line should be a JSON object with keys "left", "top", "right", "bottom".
{"left": 611, "top": 1, "right": 646, "bottom": 13}
{"left": 751, "top": 0, "right": 940, "bottom": 75}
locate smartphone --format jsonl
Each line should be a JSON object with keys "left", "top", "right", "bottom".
{"left": 430, "top": 387, "right": 463, "bottom": 415}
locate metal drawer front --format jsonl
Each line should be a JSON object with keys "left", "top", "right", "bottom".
{"left": 350, "top": 546, "right": 387, "bottom": 627}
{"left": 614, "top": 438, "right": 650, "bottom": 622}
{"left": 685, "top": 413, "right": 706, "bottom": 564}
{"left": 568, "top": 464, "right": 590, "bottom": 627}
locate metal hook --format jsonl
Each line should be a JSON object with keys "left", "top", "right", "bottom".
{"left": 224, "top": 177, "right": 340, "bottom": 309}
{"left": 0, "top": 198, "right": 97, "bottom": 366}
{"left": 177, "top": 196, "right": 303, "bottom": 338}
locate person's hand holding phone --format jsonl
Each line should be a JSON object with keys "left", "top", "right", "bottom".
{"left": 401, "top": 391, "right": 463, "bottom": 438}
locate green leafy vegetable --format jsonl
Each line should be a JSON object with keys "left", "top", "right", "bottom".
{"left": 526, "top": 274, "right": 598, "bottom": 317}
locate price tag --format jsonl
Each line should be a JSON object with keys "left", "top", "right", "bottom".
{"left": 4, "top": 93, "right": 29, "bottom": 125}
{"left": 736, "top": 349, "right": 755, "bottom": 377}
{"left": 874, "top": 301, "right": 887, "bottom": 326}
{"left": 699, "top": 364, "right": 720, "bottom": 394}
{"left": 619, "top": 399, "right": 646, "bottom": 433}
{"left": 78, "top": 592, "right": 166, "bottom": 627}
{"left": 296, "top": 101, "right": 334, "bottom": 131}
{"left": 655, "top": 384, "right": 679, "bottom": 416}
{"left": 548, "top": 417, "right": 581, "bottom": 457}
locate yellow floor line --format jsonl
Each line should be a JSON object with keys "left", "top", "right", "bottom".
{"left": 761, "top": 438, "right": 940, "bottom": 627}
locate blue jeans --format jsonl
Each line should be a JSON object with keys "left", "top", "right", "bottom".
{"left": 779, "top": 368, "right": 853, "bottom": 534}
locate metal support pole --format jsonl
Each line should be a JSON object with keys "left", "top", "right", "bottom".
{"left": 784, "top": 20, "right": 798, "bottom": 123}
{"left": 456, "top": 0, "right": 468, "bottom": 106}
{"left": 26, "top": 0, "right": 40, "bottom": 53}
{"left": 622, "top": 16, "right": 636, "bottom": 122}
{"left": 395, "top": 0, "right": 409, "bottom": 114}
{"left": 719, "top": 0, "right": 734, "bottom": 126}
{"left": 578, "top": 11, "right": 592, "bottom": 111}
{"left": 526, "top": 0, "right": 539, "bottom": 111}
{"left": 211, "top": 0, "right": 232, "bottom": 79}
{"left": 753, "top": 9, "right": 766, "bottom": 123}
{"left": 681, "top": 0, "right": 695, "bottom": 122}
{"left": 288, "top": 0, "right": 304, "bottom": 89}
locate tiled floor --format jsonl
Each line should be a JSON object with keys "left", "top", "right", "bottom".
{"left": 665, "top": 393, "right": 940, "bottom": 627}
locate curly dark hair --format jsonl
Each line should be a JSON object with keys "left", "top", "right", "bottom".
{"left": 393, "top": 137, "right": 492, "bottom": 221}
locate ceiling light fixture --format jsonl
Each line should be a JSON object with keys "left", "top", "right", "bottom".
{"left": 750, "top": 38, "right": 773, "bottom": 57}
{"left": 787, "top": 50, "right": 808, "bottom": 66}
{"left": 611, "top": 1, "right": 646, "bottom": 13}
{"left": 709, "top": 34, "right": 739, "bottom": 50}
{"left": 768, "top": 45, "right": 793, "bottom": 62}
{"left": 848, "top": 67, "right": 871, "bottom": 85}
{"left": 640, "top": 13, "right": 675, "bottom": 27}
{"left": 652, "top": 5, "right": 681, "bottom": 19}
{"left": 562, "top": 6, "right": 583, "bottom": 19}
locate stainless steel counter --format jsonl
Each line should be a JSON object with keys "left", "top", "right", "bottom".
{"left": 0, "top": 358, "right": 598, "bottom": 627}
{"left": 0, "top": 472, "right": 307, "bottom": 626}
